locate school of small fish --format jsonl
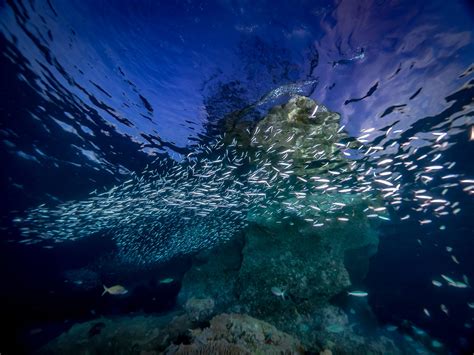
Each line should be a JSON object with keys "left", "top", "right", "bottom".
{"left": 13, "top": 96, "right": 473, "bottom": 321}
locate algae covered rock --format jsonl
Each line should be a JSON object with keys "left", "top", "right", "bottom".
{"left": 252, "top": 95, "right": 344, "bottom": 151}
{"left": 178, "top": 236, "right": 243, "bottom": 311}
{"left": 247, "top": 95, "right": 355, "bottom": 175}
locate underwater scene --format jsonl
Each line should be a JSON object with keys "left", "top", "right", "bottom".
{"left": 1, "top": 0, "right": 474, "bottom": 354}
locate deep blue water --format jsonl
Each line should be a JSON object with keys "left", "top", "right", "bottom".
{"left": 1, "top": 0, "right": 474, "bottom": 353}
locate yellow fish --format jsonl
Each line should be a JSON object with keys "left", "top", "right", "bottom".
{"left": 101, "top": 284, "right": 128, "bottom": 296}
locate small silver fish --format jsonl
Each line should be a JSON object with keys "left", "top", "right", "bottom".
{"left": 440, "top": 304, "right": 449, "bottom": 315}
{"left": 348, "top": 291, "right": 368, "bottom": 297}
{"left": 432, "top": 280, "right": 442, "bottom": 287}
{"left": 271, "top": 286, "right": 286, "bottom": 300}
{"left": 159, "top": 277, "right": 174, "bottom": 284}
{"left": 102, "top": 284, "right": 128, "bottom": 296}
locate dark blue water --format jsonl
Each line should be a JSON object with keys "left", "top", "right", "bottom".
{"left": 1, "top": 0, "right": 474, "bottom": 353}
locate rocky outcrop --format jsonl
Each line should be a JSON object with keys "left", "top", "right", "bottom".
{"left": 177, "top": 96, "right": 388, "bottom": 352}
{"left": 237, "top": 209, "right": 378, "bottom": 324}
{"left": 238, "top": 191, "right": 380, "bottom": 317}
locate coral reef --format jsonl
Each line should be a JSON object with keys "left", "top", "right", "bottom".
{"left": 39, "top": 311, "right": 304, "bottom": 355}
{"left": 38, "top": 315, "right": 172, "bottom": 355}
{"left": 183, "top": 297, "right": 215, "bottom": 322}
{"left": 165, "top": 313, "right": 304, "bottom": 354}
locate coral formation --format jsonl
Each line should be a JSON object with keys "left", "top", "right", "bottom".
{"left": 39, "top": 311, "right": 304, "bottom": 354}
{"left": 39, "top": 315, "right": 171, "bottom": 354}
{"left": 165, "top": 313, "right": 304, "bottom": 354}
{"left": 183, "top": 297, "right": 215, "bottom": 322}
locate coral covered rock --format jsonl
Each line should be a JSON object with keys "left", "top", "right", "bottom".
{"left": 38, "top": 315, "right": 173, "bottom": 355}
{"left": 39, "top": 313, "right": 304, "bottom": 355}
{"left": 165, "top": 313, "right": 305, "bottom": 354}
{"left": 238, "top": 191, "right": 379, "bottom": 318}
{"left": 178, "top": 236, "right": 244, "bottom": 312}
{"left": 184, "top": 297, "right": 215, "bottom": 322}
